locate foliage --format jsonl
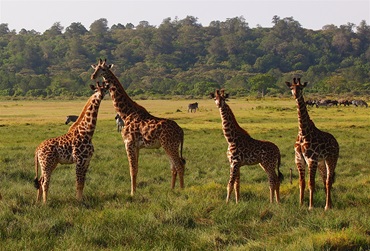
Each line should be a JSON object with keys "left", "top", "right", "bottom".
{"left": 0, "top": 17, "right": 370, "bottom": 97}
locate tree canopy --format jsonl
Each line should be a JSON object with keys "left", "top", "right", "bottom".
{"left": 0, "top": 16, "right": 369, "bottom": 98}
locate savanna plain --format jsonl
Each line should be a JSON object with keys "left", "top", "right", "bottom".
{"left": 0, "top": 97, "right": 369, "bottom": 250}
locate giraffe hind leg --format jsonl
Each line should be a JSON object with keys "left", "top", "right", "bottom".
{"left": 38, "top": 161, "right": 57, "bottom": 204}
{"left": 162, "top": 143, "right": 185, "bottom": 189}
{"left": 125, "top": 142, "right": 139, "bottom": 196}
{"left": 234, "top": 174, "right": 240, "bottom": 203}
{"left": 260, "top": 163, "right": 280, "bottom": 203}
{"left": 35, "top": 176, "right": 43, "bottom": 202}
{"left": 170, "top": 159, "right": 185, "bottom": 189}
{"left": 226, "top": 165, "right": 240, "bottom": 203}
{"left": 324, "top": 157, "right": 338, "bottom": 210}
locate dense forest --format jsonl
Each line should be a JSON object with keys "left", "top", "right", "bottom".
{"left": 0, "top": 16, "right": 369, "bottom": 98}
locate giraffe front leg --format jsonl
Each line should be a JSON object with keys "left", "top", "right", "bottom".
{"left": 76, "top": 164, "right": 89, "bottom": 202}
{"left": 125, "top": 142, "right": 139, "bottom": 196}
{"left": 295, "top": 149, "right": 306, "bottom": 207}
{"left": 307, "top": 160, "right": 318, "bottom": 210}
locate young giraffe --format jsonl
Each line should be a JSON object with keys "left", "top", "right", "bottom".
{"left": 213, "top": 89, "right": 283, "bottom": 203}
{"left": 286, "top": 78, "right": 339, "bottom": 210}
{"left": 34, "top": 82, "right": 108, "bottom": 203}
{"left": 90, "top": 59, "right": 186, "bottom": 196}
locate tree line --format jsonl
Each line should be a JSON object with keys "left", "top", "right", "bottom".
{"left": 0, "top": 16, "right": 369, "bottom": 98}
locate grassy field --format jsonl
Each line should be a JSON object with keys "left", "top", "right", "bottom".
{"left": 0, "top": 97, "right": 369, "bottom": 250}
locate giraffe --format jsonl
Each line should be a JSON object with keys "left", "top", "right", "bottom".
{"left": 286, "top": 78, "right": 339, "bottom": 210}
{"left": 34, "top": 81, "right": 108, "bottom": 203}
{"left": 90, "top": 59, "right": 186, "bottom": 196}
{"left": 213, "top": 89, "right": 283, "bottom": 204}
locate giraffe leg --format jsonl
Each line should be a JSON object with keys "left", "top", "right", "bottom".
{"left": 162, "top": 141, "right": 185, "bottom": 189}
{"left": 234, "top": 168, "right": 240, "bottom": 203}
{"left": 76, "top": 165, "right": 89, "bottom": 201}
{"left": 295, "top": 149, "right": 306, "bottom": 207}
{"left": 171, "top": 168, "right": 177, "bottom": 189}
{"left": 324, "top": 157, "right": 338, "bottom": 210}
{"left": 275, "top": 181, "right": 280, "bottom": 203}
{"left": 307, "top": 160, "right": 318, "bottom": 210}
{"left": 125, "top": 142, "right": 139, "bottom": 196}
{"left": 260, "top": 163, "right": 279, "bottom": 203}
{"left": 36, "top": 176, "right": 44, "bottom": 202}
{"left": 41, "top": 175, "right": 51, "bottom": 204}
{"left": 39, "top": 162, "right": 57, "bottom": 204}
{"left": 318, "top": 160, "right": 327, "bottom": 193}
{"left": 226, "top": 164, "right": 239, "bottom": 203}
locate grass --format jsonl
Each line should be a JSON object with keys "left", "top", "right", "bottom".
{"left": 0, "top": 97, "right": 369, "bottom": 250}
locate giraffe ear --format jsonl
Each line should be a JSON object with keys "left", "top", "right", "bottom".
{"left": 108, "top": 64, "right": 114, "bottom": 69}
{"left": 285, "top": 82, "right": 292, "bottom": 87}
{"left": 302, "top": 82, "right": 308, "bottom": 87}
{"left": 91, "top": 64, "right": 96, "bottom": 69}
{"left": 89, "top": 84, "right": 96, "bottom": 91}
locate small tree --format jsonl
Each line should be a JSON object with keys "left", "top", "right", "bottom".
{"left": 248, "top": 74, "right": 277, "bottom": 97}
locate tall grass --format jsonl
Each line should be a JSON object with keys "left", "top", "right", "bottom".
{"left": 0, "top": 98, "right": 369, "bottom": 250}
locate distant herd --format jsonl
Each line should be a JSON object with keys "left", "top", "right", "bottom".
{"left": 305, "top": 98, "right": 368, "bottom": 108}
{"left": 65, "top": 98, "right": 368, "bottom": 130}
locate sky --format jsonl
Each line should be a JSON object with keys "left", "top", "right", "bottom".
{"left": 0, "top": 0, "right": 369, "bottom": 33}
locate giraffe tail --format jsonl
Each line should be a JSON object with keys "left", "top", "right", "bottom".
{"left": 34, "top": 151, "right": 40, "bottom": 189}
{"left": 180, "top": 132, "right": 186, "bottom": 165}
{"left": 277, "top": 155, "right": 284, "bottom": 183}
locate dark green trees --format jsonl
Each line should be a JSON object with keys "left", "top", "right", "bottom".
{"left": 0, "top": 16, "right": 369, "bottom": 97}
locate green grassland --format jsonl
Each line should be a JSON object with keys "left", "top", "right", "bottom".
{"left": 0, "top": 97, "right": 369, "bottom": 250}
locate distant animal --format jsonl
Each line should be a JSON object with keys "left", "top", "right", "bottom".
{"left": 115, "top": 114, "right": 124, "bottom": 132}
{"left": 65, "top": 115, "right": 78, "bottom": 125}
{"left": 315, "top": 99, "right": 330, "bottom": 107}
{"left": 338, "top": 99, "right": 351, "bottom": 106}
{"left": 352, "top": 100, "right": 368, "bottom": 107}
{"left": 305, "top": 100, "right": 316, "bottom": 107}
{"left": 34, "top": 82, "right": 108, "bottom": 203}
{"left": 327, "top": 100, "right": 338, "bottom": 106}
{"left": 188, "top": 102, "right": 198, "bottom": 113}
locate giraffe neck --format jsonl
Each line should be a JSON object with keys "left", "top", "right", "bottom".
{"left": 295, "top": 94, "right": 314, "bottom": 136}
{"left": 68, "top": 93, "right": 102, "bottom": 137}
{"left": 103, "top": 71, "right": 149, "bottom": 120}
{"left": 219, "top": 103, "right": 250, "bottom": 143}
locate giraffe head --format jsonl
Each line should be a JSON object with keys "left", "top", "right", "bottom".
{"left": 89, "top": 81, "right": 109, "bottom": 98}
{"left": 286, "top": 78, "right": 308, "bottom": 99}
{"left": 91, "top": 58, "right": 114, "bottom": 80}
{"left": 213, "top": 89, "right": 227, "bottom": 108}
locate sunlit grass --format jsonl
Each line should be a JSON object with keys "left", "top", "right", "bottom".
{"left": 0, "top": 98, "right": 369, "bottom": 250}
